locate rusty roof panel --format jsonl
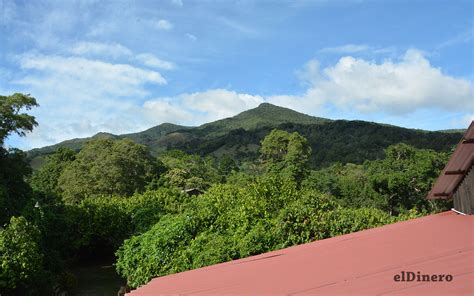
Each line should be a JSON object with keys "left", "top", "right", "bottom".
{"left": 430, "top": 174, "right": 464, "bottom": 197}
{"left": 427, "top": 121, "right": 474, "bottom": 200}
{"left": 444, "top": 143, "right": 474, "bottom": 173}
{"left": 465, "top": 121, "right": 474, "bottom": 141}
{"left": 126, "top": 211, "right": 474, "bottom": 296}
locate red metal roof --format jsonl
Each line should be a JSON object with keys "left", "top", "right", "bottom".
{"left": 127, "top": 211, "right": 474, "bottom": 295}
{"left": 427, "top": 121, "right": 474, "bottom": 199}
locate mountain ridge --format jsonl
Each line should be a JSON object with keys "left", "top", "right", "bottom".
{"left": 27, "top": 103, "right": 463, "bottom": 169}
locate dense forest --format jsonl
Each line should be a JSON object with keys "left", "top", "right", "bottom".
{"left": 1, "top": 94, "right": 456, "bottom": 295}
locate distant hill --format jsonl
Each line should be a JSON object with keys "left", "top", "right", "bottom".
{"left": 27, "top": 103, "right": 463, "bottom": 169}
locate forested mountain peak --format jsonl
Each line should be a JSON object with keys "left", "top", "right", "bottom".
{"left": 199, "top": 103, "right": 330, "bottom": 133}
{"left": 27, "top": 103, "right": 463, "bottom": 170}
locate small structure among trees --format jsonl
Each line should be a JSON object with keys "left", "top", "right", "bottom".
{"left": 427, "top": 121, "right": 474, "bottom": 214}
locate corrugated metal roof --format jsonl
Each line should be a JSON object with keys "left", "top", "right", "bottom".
{"left": 127, "top": 211, "right": 474, "bottom": 295}
{"left": 427, "top": 121, "right": 474, "bottom": 199}
{"left": 465, "top": 122, "right": 474, "bottom": 141}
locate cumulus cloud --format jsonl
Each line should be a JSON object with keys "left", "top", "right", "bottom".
{"left": 143, "top": 100, "right": 193, "bottom": 124}
{"left": 17, "top": 54, "right": 166, "bottom": 98}
{"left": 141, "top": 49, "right": 473, "bottom": 128}
{"left": 135, "top": 53, "right": 175, "bottom": 70}
{"left": 70, "top": 43, "right": 175, "bottom": 70}
{"left": 295, "top": 49, "right": 473, "bottom": 114}
{"left": 70, "top": 41, "right": 132, "bottom": 58}
{"left": 143, "top": 89, "right": 264, "bottom": 125}
{"left": 151, "top": 19, "right": 173, "bottom": 31}
{"left": 10, "top": 49, "right": 473, "bottom": 149}
{"left": 182, "top": 89, "right": 263, "bottom": 120}
{"left": 10, "top": 53, "right": 168, "bottom": 148}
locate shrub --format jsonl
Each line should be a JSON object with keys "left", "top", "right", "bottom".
{"left": 0, "top": 216, "right": 43, "bottom": 293}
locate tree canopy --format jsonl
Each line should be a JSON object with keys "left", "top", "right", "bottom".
{"left": 260, "top": 129, "right": 312, "bottom": 183}
{"left": 0, "top": 93, "right": 38, "bottom": 146}
{"left": 58, "top": 138, "right": 162, "bottom": 203}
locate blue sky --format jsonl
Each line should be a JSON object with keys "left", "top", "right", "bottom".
{"left": 1, "top": 0, "right": 473, "bottom": 149}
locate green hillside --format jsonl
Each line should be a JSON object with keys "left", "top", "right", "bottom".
{"left": 27, "top": 103, "right": 463, "bottom": 169}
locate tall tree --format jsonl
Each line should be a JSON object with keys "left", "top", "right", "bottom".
{"left": 260, "top": 129, "right": 311, "bottom": 184}
{"left": 0, "top": 93, "right": 38, "bottom": 146}
{"left": 367, "top": 143, "right": 449, "bottom": 215}
{"left": 58, "top": 138, "right": 162, "bottom": 203}
{"left": 158, "top": 150, "right": 219, "bottom": 191}
{"left": 30, "top": 148, "right": 76, "bottom": 198}
{"left": 0, "top": 93, "right": 38, "bottom": 224}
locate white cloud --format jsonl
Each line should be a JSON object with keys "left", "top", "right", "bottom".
{"left": 182, "top": 89, "right": 263, "bottom": 120}
{"left": 70, "top": 43, "right": 175, "bottom": 70}
{"left": 151, "top": 19, "right": 173, "bottom": 31}
{"left": 296, "top": 59, "right": 321, "bottom": 86}
{"left": 70, "top": 41, "right": 132, "bottom": 58}
{"left": 10, "top": 49, "right": 474, "bottom": 149}
{"left": 17, "top": 54, "right": 166, "bottom": 98}
{"left": 140, "top": 49, "right": 473, "bottom": 129}
{"left": 142, "top": 89, "right": 264, "bottom": 125}
{"left": 143, "top": 100, "right": 193, "bottom": 124}
{"left": 9, "top": 53, "right": 168, "bottom": 148}
{"left": 135, "top": 53, "right": 175, "bottom": 70}
{"left": 295, "top": 49, "right": 473, "bottom": 114}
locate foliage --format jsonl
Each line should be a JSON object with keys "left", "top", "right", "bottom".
{"left": 0, "top": 216, "right": 43, "bottom": 293}
{"left": 0, "top": 97, "right": 456, "bottom": 293}
{"left": 0, "top": 93, "right": 39, "bottom": 226}
{"left": 366, "top": 143, "right": 449, "bottom": 214}
{"left": 58, "top": 138, "right": 163, "bottom": 203}
{"left": 260, "top": 129, "right": 311, "bottom": 183}
{"left": 115, "top": 171, "right": 428, "bottom": 288}
{"left": 158, "top": 150, "right": 220, "bottom": 190}
{"left": 115, "top": 215, "right": 195, "bottom": 288}
{"left": 0, "top": 93, "right": 38, "bottom": 146}
{"left": 304, "top": 144, "right": 450, "bottom": 215}
{"left": 0, "top": 148, "right": 33, "bottom": 225}
{"left": 30, "top": 147, "right": 76, "bottom": 197}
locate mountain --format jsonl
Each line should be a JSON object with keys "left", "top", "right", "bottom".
{"left": 198, "top": 103, "right": 330, "bottom": 135}
{"left": 27, "top": 103, "right": 463, "bottom": 169}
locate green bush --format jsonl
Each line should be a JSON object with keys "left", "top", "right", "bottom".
{"left": 115, "top": 215, "right": 195, "bottom": 288}
{"left": 0, "top": 216, "right": 43, "bottom": 293}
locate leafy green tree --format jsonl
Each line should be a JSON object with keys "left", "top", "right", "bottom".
{"left": 367, "top": 144, "right": 449, "bottom": 215}
{"left": 303, "top": 163, "right": 384, "bottom": 209}
{"left": 58, "top": 138, "right": 162, "bottom": 203}
{"left": 159, "top": 150, "right": 220, "bottom": 191}
{"left": 0, "top": 216, "right": 43, "bottom": 293}
{"left": 0, "top": 93, "right": 39, "bottom": 224}
{"left": 260, "top": 129, "right": 311, "bottom": 183}
{"left": 30, "top": 148, "right": 76, "bottom": 197}
{"left": 0, "top": 93, "right": 38, "bottom": 146}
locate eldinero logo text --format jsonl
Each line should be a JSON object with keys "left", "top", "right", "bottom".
{"left": 393, "top": 271, "right": 453, "bottom": 282}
